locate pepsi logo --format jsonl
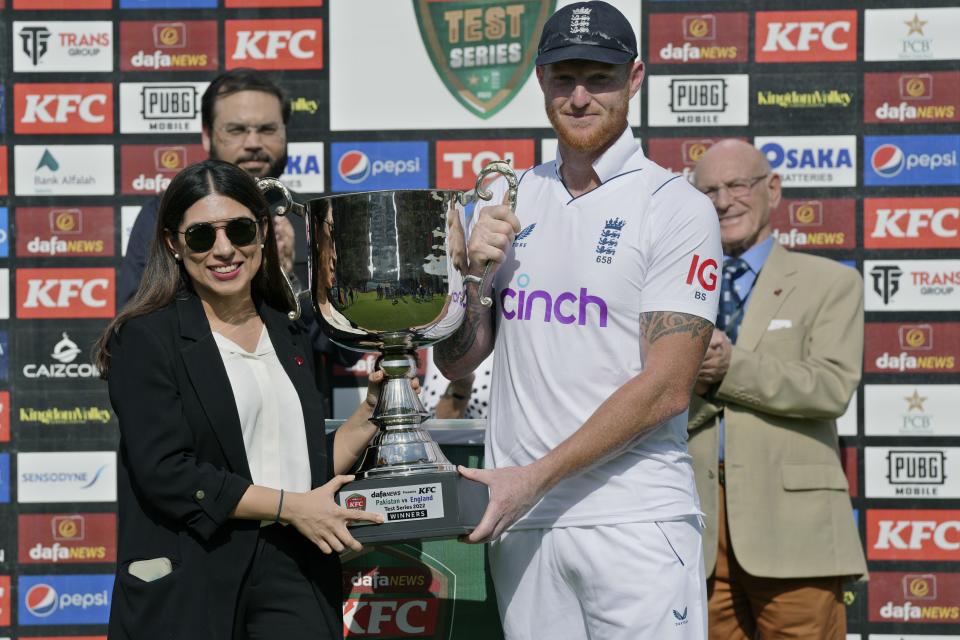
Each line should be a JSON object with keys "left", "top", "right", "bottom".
{"left": 338, "top": 150, "right": 371, "bottom": 184}
{"left": 26, "top": 583, "right": 58, "bottom": 617}
{"left": 872, "top": 144, "right": 906, "bottom": 178}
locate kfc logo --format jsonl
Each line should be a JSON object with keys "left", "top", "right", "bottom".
{"left": 866, "top": 198, "right": 960, "bottom": 249}
{"left": 435, "top": 140, "right": 534, "bottom": 190}
{"left": 16, "top": 268, "right": 115, "bottom": 319}
{"left": 226, "top": 19, "right": 323, "bottom": 70}
{"left": 756, "top": 11, "right": 857, "bottom": 62}
{"left": 14, "top": 83, "right": 113, "bottom": 135}
{"left": 868, "top": 510, "right": 960, "bottom": 560}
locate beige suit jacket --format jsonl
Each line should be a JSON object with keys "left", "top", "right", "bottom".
{"left": 688, "top": 242, "right": 867, "bottom": 580}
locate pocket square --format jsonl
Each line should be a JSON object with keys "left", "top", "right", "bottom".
{"left": 768, "top": 319, "right": 793, "bottom": 331}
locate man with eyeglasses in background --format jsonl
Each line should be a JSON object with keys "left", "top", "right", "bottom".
{"left": 119, "top": 68, "right": 303, "bottom": 305}
{"left": 687, "top": 139, "right": 866, "bottom": 639}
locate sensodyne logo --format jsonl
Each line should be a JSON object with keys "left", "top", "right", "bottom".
{"left": 499, "top": 274, "right": 608, "bottom": 328}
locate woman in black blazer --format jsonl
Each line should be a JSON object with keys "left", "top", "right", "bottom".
{"left": 95, "top": 160, "right": 384, "bottom": 640}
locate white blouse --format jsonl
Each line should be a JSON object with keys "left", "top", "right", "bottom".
{"left": 213, "top": 326, "right": 311, "bottom": 495}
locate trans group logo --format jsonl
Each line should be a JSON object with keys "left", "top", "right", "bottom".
{"left": 865, "top": 136, "right": 960, "bottom": 186}
{"left": 18, "top": 574, "right": 113, "bottom": 625}
{"left": 331, "top": 142, "right": 429, "bottom": 192}
{"left": 13, "top": 21, "right": 113, "bottom": 73}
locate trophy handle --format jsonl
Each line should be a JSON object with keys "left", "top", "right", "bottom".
{"left": 458, "top": 160, "right": 519, "bottom": 307}
{"left": 256, "top": 177, "right": 305, "bottom": 321}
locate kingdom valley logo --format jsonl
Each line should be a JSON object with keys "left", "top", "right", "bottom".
{"left": 226, "top": 19, "right": 323, "bottom": 70}
{"left": 13, "top": 21, "right": 113, "bottom": 73}
{"left": 14, "top": 83, "right": 113, "bottom": 135}
{"left": 756, "top": 10, "right": 857, "bottom": 63}
{"left": 121, "top": 144, "right": 206, "bottom": 194}
{"left": 868, "top": 572, "right": 960, "bottom": 623}
{"left": 867, "top": 509, "right": 960, "bottom": 561}
{"left": 436, "top": 139, "right": 534, "bottom": 190}
{"left": 16, "top": 208, "right": 114, "bottom": 257}
{"left": 865, "top": 198, "right": 959, "bottom": 249}
{"left": 18, "top": 514, "right": 117, "bottom": 564}
{"left": 865, "top": 322, "right": 960, "bottom": 374}
{"left": 864, "top": 72, "right": 960, "bottom": 124}
{"left": 16, "top": 268, "right": 116, "bottom": 319}
{"left": 120, "top": 21, "right": 218, "bottom": 72}
{"left": 413, "top": 1, "right": 555, "bottom": 118}
{"left": 751, "top": 72, "right": 858, "bottom": 129}
{"left": 770, "top": 199, "right": 855, "bottom": 250}
{"left": 648, "top": 12, "right": 748, "bottom": 64}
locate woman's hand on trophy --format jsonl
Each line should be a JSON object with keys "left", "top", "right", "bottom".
{"left": 362, "top": 369, "right": 420, "bottom": 411}
{"left": 467, "top": 190, "right": 521, "bottom": 277}
{"left": 272, "top": 214, "right": 296, "bottom": 276}
{"left": 457, "top": 464, "right": 547, "bottom": 544}
{"left": 282, "top": 475, "right": 385, "bottom": 554}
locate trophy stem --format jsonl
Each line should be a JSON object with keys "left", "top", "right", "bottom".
{"left": 353, "top": 352, "right": 457, "bottom": 478}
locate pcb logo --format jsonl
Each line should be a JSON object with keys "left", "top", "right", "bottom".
{"left": 413, "top": 1, "right": 555, "bottom": 119}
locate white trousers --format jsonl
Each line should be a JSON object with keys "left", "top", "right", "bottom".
{"left": 489, "top": 517, "right": 708, "bottom": 640}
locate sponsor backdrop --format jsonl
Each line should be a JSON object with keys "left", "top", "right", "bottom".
{"left": 0, "top": 0, "right": 957, "bottom": 638}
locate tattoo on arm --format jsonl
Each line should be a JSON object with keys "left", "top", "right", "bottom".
{"left": 434, "top": 297, "right": 496, "bottom": 366}
{"left": 640, "top": 311, "right": 713, "bottom": 350}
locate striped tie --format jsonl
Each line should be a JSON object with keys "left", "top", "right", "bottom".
{"left": 716, "top": 258, "right": 750, "bottom": 344}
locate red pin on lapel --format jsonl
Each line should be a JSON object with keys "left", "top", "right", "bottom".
{"left": 294, "top": 356, "right": 304, "bottom": 366}
{"left": 774, "top": 288, "right": 782, "bottom": 296}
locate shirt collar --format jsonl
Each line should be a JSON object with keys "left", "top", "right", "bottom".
{"left": 555, "top": 126, "right": 641, "bottom": 184}
{"left": 728, "top": 235, "right": 775, "bottom": 275}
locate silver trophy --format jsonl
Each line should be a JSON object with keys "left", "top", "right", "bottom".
{"left": 258, "top": 161, "right": 517, "bottom": 543}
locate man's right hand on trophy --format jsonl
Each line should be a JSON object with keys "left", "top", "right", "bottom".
{"left": 466, "top": 190, "right": 521, "bottom": 286}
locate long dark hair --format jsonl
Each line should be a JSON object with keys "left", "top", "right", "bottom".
{"left": 95, "top": 159, "right": 295, "bottom": 377}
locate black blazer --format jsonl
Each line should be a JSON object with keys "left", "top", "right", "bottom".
{"left": 106, "top": 293, "right": 339, "bottom": 640}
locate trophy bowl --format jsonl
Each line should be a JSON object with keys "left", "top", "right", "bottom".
{"left": 258, "top": 162, "right": 516, "bottom": 542}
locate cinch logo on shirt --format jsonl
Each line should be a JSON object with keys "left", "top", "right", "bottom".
{"left": 499, "top": 278, "right": 608, "bottom": 328}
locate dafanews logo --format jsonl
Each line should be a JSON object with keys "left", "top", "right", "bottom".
{"left": 226, "top": 19, "right": 323, "bottom": 70}
{"left": 120, "top": 82, "right": 208, "bottom": 134}
{"left": 413, "top": 1, "right": 554, "bottom": 119}
{"left": 646, "top": 137, "right": 729, "bottom": 181}
{"left": 121, "top": 144, "right": 205, "bottom": 195}
{"left": 755, "top": 10, "right": 857, "bottom": 63}
{"left": 279, "top": 142, "right": 324, "bottom": 194}
{"left": 332, "top": 142, "right": 428, "bottom": 192}
{"left": 16, "top": 208, "right": 114, "bottom": 257}
{"left": 648, "top": 75, "right": 749, "bottom": 127}
{"left": 865, "top": 136, "right": 960, "bottom": 186}
{"left": 865, "top": 447, "right": 960, "bottom": 499}
{"left": 436, "top": 139, "right": 534, "bottom": 190}
{"left": 865, "top": 8, "right": 960, "bottom": 62}
{"left": 14, "top": 145, "right": 114, "bottom": 196}
{"left": 120, "top": 0, "right": 216, "bottom": 7}
{"left": 865, "top": 260, "right": 960, "bottom": 311}
{"left": 18, "top": 575, "right": 113, "bottom": 625}
{"left": 13, "top": 21, "right": 113, "bottom": 72}
{"left": 756, "top": 136, "right": 856, "bottom": 188}
{"left": 865, "top": 384, "right": 960, "bottom": 437}
{"left": 18, "top": 514, "right": 117, "bottom": 564}
{"left": 14, "top": 83, "right": 113, "bottom": 135}
{"left": 864, "top": 72, "right": 960, "bottom": 125}
{"left": 770, "top": 199, "right": 855, "bottom": 250}
{"left": 865, "top": 323, "right": 960, "bottom": 374}
{"left": 869, "top": 572, "right": 960, "bottom": 623}
{"left": 649, "top": 13, "right": 748, "bottom": 64}
{"left": 120, "top": 20, "right": 218, "bottom": 72}
{"left": 865, "top": 197, "right": 960, "bottom": 249}
{"left": 17, "top": 451, "right": 117, "bottom": 503}
{"left": 16, "top": 267, "right": 116, "bottom": 319}
{"left": 867, "top": 509, "right": 960, "bottom": 561}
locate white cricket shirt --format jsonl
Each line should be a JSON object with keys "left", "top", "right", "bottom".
{"left": 484, "top": 128, "right": 722, "bottom": 529}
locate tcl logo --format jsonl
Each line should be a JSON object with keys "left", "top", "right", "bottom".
{"left": 686, "top": 254, "right": 718, "bottom": 291}
{"left": 14, "top": 83, "right": 113, "bottom": 134}
{"left": 226, "top": 19, "right": 323, "bottom": 70}
{"left": 435, "top": 140, "right": 534, "bottom": 190}
{"left": 865, "top": 198, "right": 960, "bottom": 249}
{"left": 868, "top": 510, "right": 960, "bottom": 560}
{"left": 756, "top": 11, "right": 857, "bottom": 62}
{"left": 16, "top": 268, "right": 115, "bottom": 319}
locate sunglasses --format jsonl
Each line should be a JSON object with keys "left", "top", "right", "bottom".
{"left": 178, "top": 217, "right": 261, "bottom": 253}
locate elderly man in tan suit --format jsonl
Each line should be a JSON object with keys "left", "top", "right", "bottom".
{"left": 688, "top": 139, "right": 866, "bottom": 639}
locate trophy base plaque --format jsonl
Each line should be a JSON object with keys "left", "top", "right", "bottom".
{"left": 336, "top": 472, "right": 489, "bottom": 544}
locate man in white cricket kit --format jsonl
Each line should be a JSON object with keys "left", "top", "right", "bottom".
{"left": 436, "top": 2, "right": 722, "bottom": 638}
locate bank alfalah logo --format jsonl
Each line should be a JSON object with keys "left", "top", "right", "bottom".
{"left": 513, "top": 223, "right": 536, "bottom": 248}
{"left": 870, "top": 264, "right": 903, "bottom": 304}
{"left": 19, "top": 26, "right": 53, "bottom": 66}
{"left": 595, "top": 218, "right": 625, "bottom": 263}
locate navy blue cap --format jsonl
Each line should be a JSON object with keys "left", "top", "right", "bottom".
{"left": 536, "top": 1, "right": 638, "bottom": 66}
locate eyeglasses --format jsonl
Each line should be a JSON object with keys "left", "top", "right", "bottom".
{"left": 699, "top": 174, "right": 769, "bottom": 203}
{"left": 216, "top": 122, "right": 285, "bottom": 144}
{"left": 178, "top": 217, "right": 261, "bottom": 253}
